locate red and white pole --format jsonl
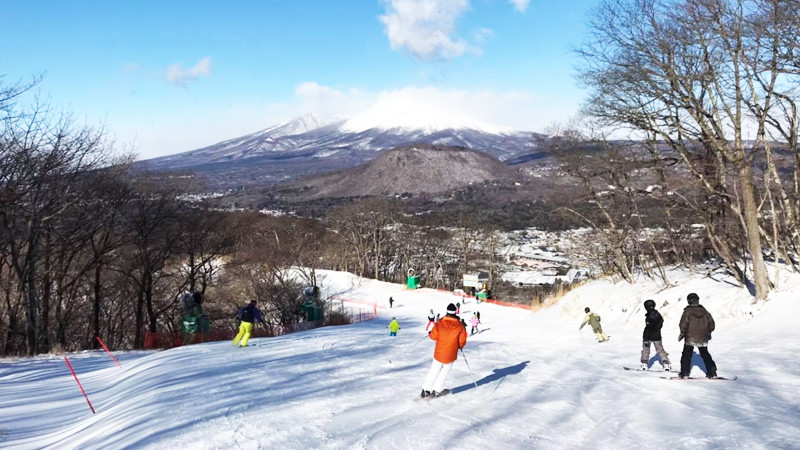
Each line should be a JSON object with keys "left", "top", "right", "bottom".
{"left": 96, "top": 336, "right": 122, "bottom": 368}
{"left": 64, "top": 357, "right": 96, "bottom": 414}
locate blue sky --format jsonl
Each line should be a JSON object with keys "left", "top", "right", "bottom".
{"left": 1, "top": 0, "right": 599, "bottom": 159}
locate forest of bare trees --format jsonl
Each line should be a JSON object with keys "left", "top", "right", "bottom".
{"left": 5, "top": 0, "right": 800, "bottom": 356}
{"left": 566, "top": 0, "right": 800, "bottom": 300}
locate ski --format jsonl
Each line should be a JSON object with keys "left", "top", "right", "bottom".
{"left": 661, "top": 376, "right": 737, "bottom": 381}
{"left": 418, "top": 389, "right": 450, "bottom": 401}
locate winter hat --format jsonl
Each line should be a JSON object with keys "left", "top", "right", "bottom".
{"left": 250, "top": 299, "right": 257, "bottom": 305}
{"left": 447, "top": 303, "right": 457, "bottom": 314}
{"left": 584, "top": 307, "right": 590, "bottom": 313}
{"left": 687, "top": 293, "right": 699, "bottom": 305}
{"left": 644, "top": 299, "right": 656, "bottom": 310}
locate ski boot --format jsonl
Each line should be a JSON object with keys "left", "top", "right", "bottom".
{"left": 640, "top": 362, "right": 648, "bottom": 371}
{"left": 663, "top": 362, "right": 671, "bottom": 372}
{"left": 420, "top": 390, "right": 432, "bottom": 398}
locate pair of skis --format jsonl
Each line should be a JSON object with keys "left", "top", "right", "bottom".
{"left": 418, "top": 389, "right": 450, "bottom": 401}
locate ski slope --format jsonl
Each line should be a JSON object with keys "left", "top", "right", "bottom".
{"left": 1, "top": 269, "right": 799, "bottom": 449}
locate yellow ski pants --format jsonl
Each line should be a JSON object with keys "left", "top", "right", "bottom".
{"left": 233, "top": 321, "right": 253, "bottom": 347}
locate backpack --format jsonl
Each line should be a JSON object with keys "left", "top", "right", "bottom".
{"left": 179, "top": 293, "right": 196, "bottom": 316}
{"left": 239, "top": 304, "right": 256, "bottom": 323}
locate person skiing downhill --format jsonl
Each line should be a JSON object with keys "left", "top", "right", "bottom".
{"left": 580, "top": 307, "right": 608, "bottom": 342}
{"left": 421, "top": 303, "right": 467, "bottom": 398}
{"left": 678, "top": 293, "right": 717, "bottom": 378}
{"left": 233, "top": 300, "right": 265, "bottom": 348}
{"left": 426, "top": 309, "right": 436, "bottom": 332}
{"left": 388, "top": 317, "right": 400, "bottom": 336}
{"left": 640, "top": 299, "right": 670, "bottom": 371}
{"left": 469, "top": 313, "right": 480, "bottom": 335}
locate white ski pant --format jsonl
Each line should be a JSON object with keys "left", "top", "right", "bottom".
{"left": 422, "top": 359, "right": 453, "bottom": 393}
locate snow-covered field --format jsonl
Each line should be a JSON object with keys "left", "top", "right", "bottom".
{"left": 1, "top": 268, "right": 799, "bottom": 449}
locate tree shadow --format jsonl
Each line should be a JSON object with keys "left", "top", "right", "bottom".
{"left": 451, "top": 360, "right": 529, "bottom": 394}
{"left": 706, "top": 273, "right": 743, "bottom": 289}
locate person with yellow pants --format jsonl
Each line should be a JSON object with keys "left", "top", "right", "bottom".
{"left": 580, "top": 307, "right": 608, "bottom": 342}
{"left": 233, "top": 300, "right": 264, "bottom": 348}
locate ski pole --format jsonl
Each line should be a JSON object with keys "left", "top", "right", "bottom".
{"left": 390, "top": 332, "right": 433, "bottom": 363}
{"left": 459, "top": 348, "right": 479, "bottom": 389}
{"left": 389, "top": 333, "right": 430, "bottom": 364}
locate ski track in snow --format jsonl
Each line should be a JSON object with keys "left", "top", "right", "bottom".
{"left": 1, "top": 268, "right": 800, "bottom": 449}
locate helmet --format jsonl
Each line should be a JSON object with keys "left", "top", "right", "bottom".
{"left": 584, "top": 307, "right": 590, "bottom": 313}
{"left": 687, "top": 293, "right": 699, "bottom": 305}
{"left": 644, "top": 299, "right": 656, "bottom": 310}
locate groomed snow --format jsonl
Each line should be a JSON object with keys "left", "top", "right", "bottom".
{"left": 1, "top": 268, "right": 799, "bottom": 449}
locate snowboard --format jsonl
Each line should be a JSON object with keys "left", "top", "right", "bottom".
{"left": 623, "top": 366, "right": 673, "bottom": 372}
{"left": 661, "top": 376, "right": 737, "bottom": 381}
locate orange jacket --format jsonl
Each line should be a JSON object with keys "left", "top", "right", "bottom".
{"left": 429, "top": 315, "right": 468, "bottom": 364}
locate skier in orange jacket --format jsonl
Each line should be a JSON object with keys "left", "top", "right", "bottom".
{"left": 421, "top": 303, "right": 467, "bottom": 398}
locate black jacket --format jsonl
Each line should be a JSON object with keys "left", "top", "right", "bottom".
{"left": 642, "top": 309, "right": 664, "bottom": 341}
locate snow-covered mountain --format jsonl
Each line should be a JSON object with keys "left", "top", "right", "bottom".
{"left": 140, "top": 109, "right": 544, "bottom": 187}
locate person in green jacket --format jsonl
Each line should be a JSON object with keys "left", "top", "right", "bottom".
{"left": 388, "top": 317, "right": 400, "bottom": 336}
{"left": 580, "top": 307, "right": 608, "bottom": 342}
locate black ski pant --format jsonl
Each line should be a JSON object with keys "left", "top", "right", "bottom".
{"left": 680, "top": 344, "right": 716, "bottom": 377}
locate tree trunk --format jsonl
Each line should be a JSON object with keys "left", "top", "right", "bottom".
{"left": 25, "top": 260, "right": 39, "bottom": 356}
{"left": 739, "top": 165, "right": 771, "bottom": 301}
{"left": 92, "top": 263, "right": 102, "bottom": 349}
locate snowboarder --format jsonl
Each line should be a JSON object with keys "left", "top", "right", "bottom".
{"left": 389, "top": 297, "right": 394, "bottom": 308}
{"left": 421, "top": 303, "right": 467, "bottom": 398}
{"left": 640, "top": 299, "right": 670, "bottom": 371}
{"left": 579, "top": 307, "right": 608, "bottom": 342}
{"left": 678, "top": 293, "right": 717, "bottom": 378}
{"left": 233, "top": 300, "right": 265, "bottom": 348}
{"left": 388, "top": 317, "right": 400, "bottom": 336}
{"left": 426, "top": 309, "right": 436, "bottom": 332}
{"left": 469, "top": 313, "right": 480, "bottom": 335}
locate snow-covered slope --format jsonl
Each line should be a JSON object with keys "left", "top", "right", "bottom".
{"left": 3, "top": 268, "right": 798, "bottom": 449}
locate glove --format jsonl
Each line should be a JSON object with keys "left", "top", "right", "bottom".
{"left": 678, "top": 334, "right": 684, "bottom": 342}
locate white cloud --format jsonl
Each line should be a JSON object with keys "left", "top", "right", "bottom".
{"left": 380, "top": 0, "right": 473, "bottom": 61}
{"left": 474, "top": 27, "right": 494, "bottom": 44}
{"left": 165, "top": 56, "right": 212, "bottom": 86}
{"left": 509, "top": 0, "right": 530, "bottom": 12}
{"left": 273, "top": 83, "right": 571, "bottom": 134}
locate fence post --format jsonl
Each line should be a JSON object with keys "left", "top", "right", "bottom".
{"left": 64, "top": 357, "right": 96, "bottom": 414}
{"left": 96, "top": 336, "right": 122, "bottom": 368}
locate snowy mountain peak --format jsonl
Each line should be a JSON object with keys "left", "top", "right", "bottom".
{"left": 257, "top": 113, "right": 339, "bottom": 138}
{"left": 339, "top": 95, "right": 514, "bottom": 135}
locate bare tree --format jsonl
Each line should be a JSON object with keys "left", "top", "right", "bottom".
{"left": 577, "top": 0, "right": 800, "bottom": 300}
{"left": 0, "top": 99, "right": 110, "bottom": 354}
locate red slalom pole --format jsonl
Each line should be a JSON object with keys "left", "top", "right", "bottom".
{"left": 64, "top": 357, "right": 96, "bottom": 414}
{"left": 96, "top": 336, "right": 122, "bottom": 368}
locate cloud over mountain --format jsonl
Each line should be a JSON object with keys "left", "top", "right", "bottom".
{"left": 165, "top": 56, "right": 212, "bottom": 86}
